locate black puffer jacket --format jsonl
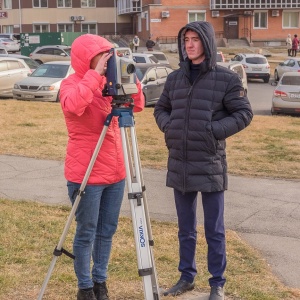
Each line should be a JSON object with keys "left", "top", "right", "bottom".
{"left": 154, "top": 21, "right": 253, "bottom": 193}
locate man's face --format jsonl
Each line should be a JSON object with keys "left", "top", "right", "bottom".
{"left": 184, "top": 30, "right": 205, "bottom": 64}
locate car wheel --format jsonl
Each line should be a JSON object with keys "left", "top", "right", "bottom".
{"left": 35, "top": 60, "right": 43, "bottom": 65}
{"left": 274, "top": 70, "right": 279, "bottom": 82}
{"left": 271, "top": 108, "right": 278, "bottom": 115}
{"left": 263, "top": 77, "right": 270, "bottom": 83}
{"left": 56, "top": 90, "right": 60, "bottom": 102}
{"left": 143, "top": 93, "right": 148, "bottom": 107}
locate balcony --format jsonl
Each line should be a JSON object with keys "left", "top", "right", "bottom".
{"left": 118, "top": 0, "right": 142, "bottom": 15}
{"left": 210, "top": 0, "right": 300, "bottom": 10}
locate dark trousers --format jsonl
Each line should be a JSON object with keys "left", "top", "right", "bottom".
{"left": 174, "top": 189, "right": 226, "bottom": 287}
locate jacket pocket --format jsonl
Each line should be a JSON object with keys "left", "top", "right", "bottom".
{"left": 205, "top": 123, "right": 218, "bottom": 154}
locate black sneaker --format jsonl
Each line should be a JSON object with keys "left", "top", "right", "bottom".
{"left": 209, "top": 286, "right": 224, "bottom": 300}
{"left": 93, "top": 281, "right": 109, "bottom": 300}
{"left": 77, "top": 288, "right": 97, "bottom": 300}
{"left": 163, "top": 279, "right": 195, "bottom": 296}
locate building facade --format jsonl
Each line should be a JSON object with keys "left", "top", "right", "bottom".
{"left": 0, "top": 0, "right": 300, "bottom": 47}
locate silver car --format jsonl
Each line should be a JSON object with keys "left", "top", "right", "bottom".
{"left": 13, "top": 61, "right": 74, "bottom": 102}
{"left": 29, "top": 45, "right": 71, "bottom": 64}
{"left": 274, "top": 57, "right": 300, "bottom": 81}
{"left": 271, "top": 72, "right": 300, "bottom": 115}
{"left": 135, "top": 63, "right": 173, "bottom": 106}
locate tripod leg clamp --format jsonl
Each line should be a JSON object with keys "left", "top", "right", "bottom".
{"left": 128, "top": 192, "right": 143, "bottom": 206}
{"left": 53, "top": 246, "right": 75, "bottom": 260}
{"left": 138, "top": 267, "right": 153, "bottom": 277}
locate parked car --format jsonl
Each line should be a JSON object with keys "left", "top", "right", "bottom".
{"left": 0, "top": 47, "right": 8, "bottom": 54}
{"left": 0, "top": 57, "right": 34, "bottom": 98}
{"left": 216, "top": 51, "right": 225, "bottom": 62}
{"left": 0, "top": 54, "right": 40, "bottom": 72}
{"left": 135, "top": 63, "right": 173, "bottom": 106}
{"left": 0, "top": 38, "right": 19, "bottom": 53}
{"left": 141, "top": 51, "right": 171, "bottom": 67}
{"left": 230, "top": 53, "right": 270, "bottom": 83}
{"left": 13, "top": 61, "right": 74, "bottom": 102}
{"left": 0, "top": 33, "right": 20, "bottom": 45}
{"left": 217, "top": 61, "right": 248, "bottom": 94}
{"left": 274, "top": 57, "right": 300, "bottom": 81}
{"left": 132, "top": 53, "right": 160, "bottom": 64}
{"left": 271, "top": 72, "right": 300, "bottom": 115}
{"left": 29, "top": 45, "right": 71, "bottom": 64}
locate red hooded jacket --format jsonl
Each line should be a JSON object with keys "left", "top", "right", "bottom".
{"left": 60, "top": 34, "right": 144, "bottom": 184}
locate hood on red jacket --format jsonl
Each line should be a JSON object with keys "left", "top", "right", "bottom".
{"left": 71, "top": 34, "right": 113, "bottom": 78}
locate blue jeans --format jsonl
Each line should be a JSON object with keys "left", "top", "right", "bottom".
{"left": 174, "top": 189, "right": 226, "bottom": 287}
{"left": 67, "top": 179, "right": 125, "bottom": 289}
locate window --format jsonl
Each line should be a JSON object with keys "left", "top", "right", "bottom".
{"left": 254, "top": 11, "right": 267, "bottom": 29}
{"left": 283, "top": 11, "right": 299, "bottom": 28}
{"left": 81, "top": 0, "right": 95, "bottom": 8}
{"left": 81, "top": 24, "right": 96, "bottom": 34}
{"left": 188, "top": 11, "right": 206, "bottom": 22}
{"left": 8, "top": 61, "right": 25, "bottom": 70}
{"left": 3, "top": 0, "right": 12, "bottom": 9}
{"left": 33, "top": 0, "right": 48, "bottom": 8}
{"left": 156, "top": 68, "right": 168, "bottom": 79}
{"left": 33, "top": 24, "right": 50, "bottom": 33}
{"left": 2, "top": 25, "right": 14, "bottom": 33}
{"left": 58, "top": 24, "right": 73, "bottom": 32}
{"left": 57, "top": 0, "right": 72, "bottom": 7}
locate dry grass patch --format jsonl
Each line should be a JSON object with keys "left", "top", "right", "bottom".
{"left": 0, "top": 101, "right": 300, "bottom": 179}
{"left": 1, "top": 199, "right": 299, "bottom": 300}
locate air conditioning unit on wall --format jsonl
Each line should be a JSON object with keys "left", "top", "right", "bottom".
{"left": 161, "top": 11, "right": 170, "bottom": 18}
{"left": 70, "top": 16, "right": 85, "bottom": 21}
{"left": 212, "top": 11, "right": 220, "bottom": 18}
{"left": 272, "top": 10, "right": 280, "bottom": 17}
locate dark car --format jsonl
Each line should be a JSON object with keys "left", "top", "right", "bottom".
{"left": 135, "top": 63, "right": 173, "bottom": 106}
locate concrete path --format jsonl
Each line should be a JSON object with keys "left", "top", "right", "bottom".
{"left": 0, "top": 154, "right": 299, "bottom": 299}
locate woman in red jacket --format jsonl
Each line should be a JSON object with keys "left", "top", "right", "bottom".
{"left": 60, "top": 34, "right": 144, "bottom": 300}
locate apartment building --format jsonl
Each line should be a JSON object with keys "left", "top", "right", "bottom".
{"left": 0, "top": 0, "right": 300, "bottom": 47}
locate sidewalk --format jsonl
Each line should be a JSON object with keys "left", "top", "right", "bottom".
{"left": 1, "top": 154, "right": 300, "bottom": 300}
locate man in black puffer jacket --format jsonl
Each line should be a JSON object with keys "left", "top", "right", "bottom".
{"left": 154, "top": 21, "right": 253, "bottom": 300}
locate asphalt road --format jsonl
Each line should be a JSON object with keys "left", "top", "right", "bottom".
{"left": 0, "top": 155, "right": 299, "bottom": 291}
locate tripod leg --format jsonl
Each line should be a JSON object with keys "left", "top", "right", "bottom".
{"left": 121, "top": 125, "right": 160, "bottom": 300}
{"left": 130, "top": 127, "right": 161, "bottom": 299}
{"left": 37, "top": 125, "right": 110, "bottom": 300}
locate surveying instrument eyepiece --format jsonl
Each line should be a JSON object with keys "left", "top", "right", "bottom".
{"left": 37, "top": 47, "right": 161, "bottom": 300}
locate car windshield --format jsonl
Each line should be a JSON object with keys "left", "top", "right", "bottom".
{"left": 245, "top": 57, "right": 267, "bottom": 64}
{"left": 64, "top": 48, "right": 71, "bottom": 56}
{"left": 152, "top": 53, "right": 167, "bottom": 61}
{"left": 281, "top": 76, "right": 300, "bottom": 85}
{"left": 0, "top": 38, "right": 14, "bottom": 43}
{"left": 23, "top": 58, "right": 40, "bottom": 69}
{"left": 31, "top": 64, "right": 69, "bottom": 78}
{"left": 135, "top": 67, "right": 148, "bottom": 81}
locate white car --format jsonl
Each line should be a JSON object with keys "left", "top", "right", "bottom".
{"left": 217, "top": 61, "right": 248, "bottom": 95}
{"left": 0, "top": 57, "right": 35, "bottom": 98}
{"left": 0, "top": 38, "right": 19, "bottom": 53}
{"left": 13, "top": 61, "right": 74, "bottom": 102}
{"left": 274, "top": 57, "right": 300, "bottom": 81}
{"left": 230, "top": 53, "right": 270, "bottom": 83}
{"left": 132, "top": 53, "right": 160, "bottom": 64}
